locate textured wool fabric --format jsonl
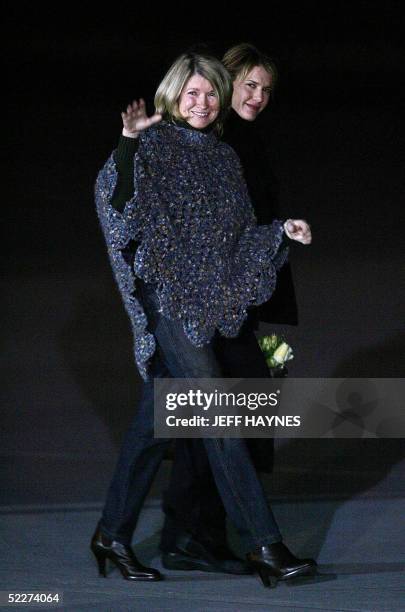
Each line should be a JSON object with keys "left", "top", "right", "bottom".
{"left": 95, "top": 121, "right": 287, "bottom": 380}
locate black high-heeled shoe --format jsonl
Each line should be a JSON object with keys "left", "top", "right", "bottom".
{"left": 90, "top": 525, "right": 162, "bottom": 581}
{"left": 247, "top": 542, "right": 317, "bottom": 588}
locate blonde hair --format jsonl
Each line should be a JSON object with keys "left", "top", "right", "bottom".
{"left": 223, "top": 43, "right": 277, "bottom": 89}
{"left": 154, "top": 53, "right": 232, "bottom": 134}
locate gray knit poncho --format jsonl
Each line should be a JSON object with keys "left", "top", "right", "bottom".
{"left": 95, "top": 121, "right": 287, "bottom": 380}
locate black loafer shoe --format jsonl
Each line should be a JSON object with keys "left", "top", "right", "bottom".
{"left": 162, "top": 532, "right": 251, "bottom": 575}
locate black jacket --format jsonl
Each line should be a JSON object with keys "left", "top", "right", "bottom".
{"left": 223, "top": 110, "right": 298, "bottom": 326}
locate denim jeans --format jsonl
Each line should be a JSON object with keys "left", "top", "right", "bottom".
{"left": 100, "top": 280, "right": 282, "bottom": 553}
{"left": 160, "top": 316, "right": 275, "bottom": 550}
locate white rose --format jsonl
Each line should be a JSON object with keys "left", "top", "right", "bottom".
{"left": 272, "top": 342, "right": 293, "bottom": 365}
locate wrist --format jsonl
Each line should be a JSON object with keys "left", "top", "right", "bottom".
{"left": 122, "top": 128, "right": 139, "bottom": 139}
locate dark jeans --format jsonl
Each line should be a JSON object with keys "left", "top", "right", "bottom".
{"left": 100, "top": 281, "right": 282, "bottom": 553}
{"left": 160, "top": 314, "right": 275, "bottom": 550}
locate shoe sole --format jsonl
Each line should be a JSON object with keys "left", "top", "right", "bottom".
{"left": 279, "top": 565, "right": 317, "bottom": 581}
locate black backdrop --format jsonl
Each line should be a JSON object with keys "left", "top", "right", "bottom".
{"left": 3, "top": 2, "right": 404, "bottom": 506}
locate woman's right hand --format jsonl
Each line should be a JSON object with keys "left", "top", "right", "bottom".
{"left": 121, "top": 99, "right": 162, "bottom": 138}
{"left": 283, "top": 219, "right": 312, "bottom": 245}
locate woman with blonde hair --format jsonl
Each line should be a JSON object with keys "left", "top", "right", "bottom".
{"left": 92, "top": 51, "right": 315, "bottom": 587}
{"left": 160, "top": 44, "right": 314, "bottom": 582}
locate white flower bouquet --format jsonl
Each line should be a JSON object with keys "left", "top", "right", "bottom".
{"left": 258, "top": 334, "right": 294, "bottom": 371}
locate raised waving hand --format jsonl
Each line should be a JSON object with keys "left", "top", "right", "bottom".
{"left": 121, "top": 99, "right": 162, "bottom": 138}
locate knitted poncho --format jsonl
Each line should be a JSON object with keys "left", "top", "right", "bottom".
{"left": 95, "top": 121, "right": 287, "bottom": 380}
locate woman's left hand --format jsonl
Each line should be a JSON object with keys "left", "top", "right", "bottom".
{"left": 283, "top": 219, "right": 312, "bottom": 244}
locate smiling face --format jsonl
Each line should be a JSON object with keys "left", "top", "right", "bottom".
{"left": 178, "top": 74, "right": 220, "bottom": 129}
{"left": 231, "top": 65, "right": 273, "bottom": 121}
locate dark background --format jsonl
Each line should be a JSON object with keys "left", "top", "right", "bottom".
{"left": 3, "top": 2, "right": 404, "bottom": 507}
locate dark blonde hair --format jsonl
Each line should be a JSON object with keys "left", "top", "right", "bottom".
{"left": 154, "top": 53, "right": 232, "bottom": 134}
{"left": 223, "top": 43, "right": 277, "bottom": 89}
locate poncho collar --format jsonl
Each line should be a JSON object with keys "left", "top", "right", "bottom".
{"left": 158, "top": 119, "right": 219, "bottom": 149}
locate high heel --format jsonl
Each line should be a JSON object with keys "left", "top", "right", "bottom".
{"left": 247, "top": 542, "right": 317, "bottom": 588}
{"left": 256, "top": 565, "right": 278, "bottom": 588}
{"left": 90, "top": 525, "right": 162, "bottom": 581}
{"left": 93, "top": 549, "right": 107, "bottom": 577}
